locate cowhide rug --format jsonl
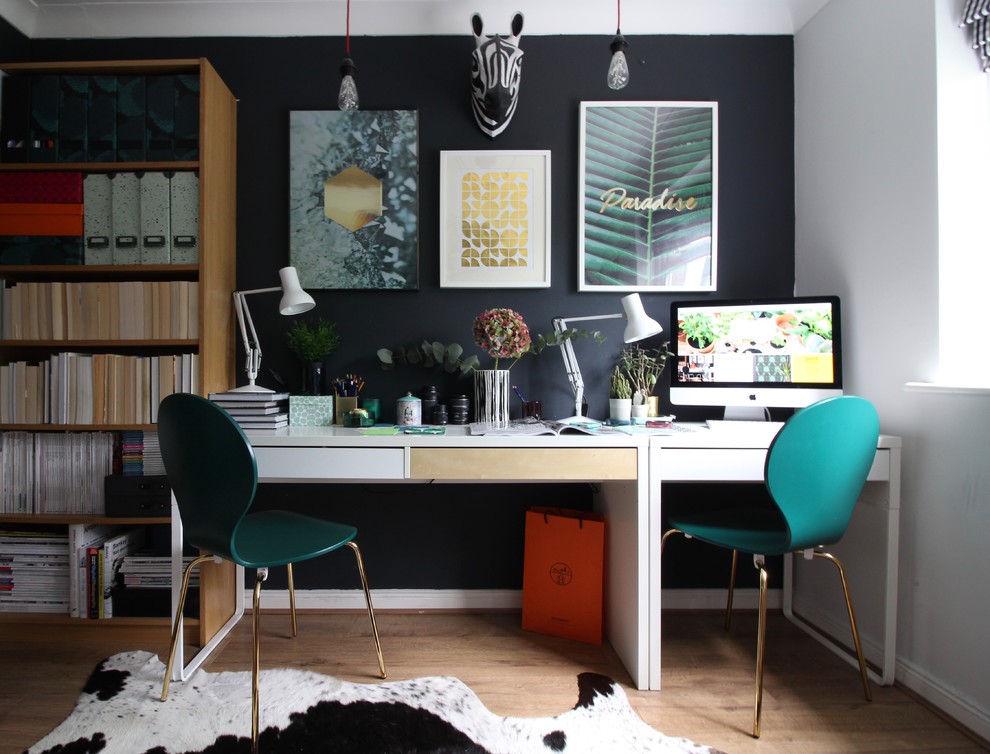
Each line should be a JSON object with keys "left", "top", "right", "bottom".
{"left": 26, "top": 650, "right": 727, "bottom": 754}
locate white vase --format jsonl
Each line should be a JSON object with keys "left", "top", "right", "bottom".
{"left": 474, "top": 369, "right": 511, "bottom": 427}
{"left": 609, "top": 398, "right": 632, "bottom": 424}
{"left": 630, "top": 404, "right": 649, "bottom": 422}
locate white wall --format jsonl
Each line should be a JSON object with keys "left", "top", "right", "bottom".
{"left": 796, "top": 0, "right": 990, "bottom": 739}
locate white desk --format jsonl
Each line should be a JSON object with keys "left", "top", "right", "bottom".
{"left": 171, "top": 424, "right": 901, "bottom": 692}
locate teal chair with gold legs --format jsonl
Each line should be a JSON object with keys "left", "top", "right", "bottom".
{"left": 661, "top": 395, "right": 878, "bottom": 738}
{"left": 157, "top": 392, "right": 386, "bottom": 753}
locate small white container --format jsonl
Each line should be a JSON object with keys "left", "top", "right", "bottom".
{"left": 396, "top": 392, "right": 422, "bottom": 426}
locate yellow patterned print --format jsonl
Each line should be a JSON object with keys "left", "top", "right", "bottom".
{"left": 459, "top": 171, "right": 530, "bottom": 267}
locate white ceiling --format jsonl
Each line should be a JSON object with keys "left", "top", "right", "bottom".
{"left": 0, "top": 0, "right": 832, "bottom": 39}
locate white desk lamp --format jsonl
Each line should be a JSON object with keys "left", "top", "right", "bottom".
{"left": 552, "top": 293, "right": 663, "bottom": 423}
{"left": 230, "top": 266, "right": 316, "bottom": 393}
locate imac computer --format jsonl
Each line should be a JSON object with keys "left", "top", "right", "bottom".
{"left": 669, "top": 295, "right": 842, "bottom": 420}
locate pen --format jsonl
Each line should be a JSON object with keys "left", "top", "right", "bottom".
{"left": 512, "top": 385, "right": 526, "bottom": 403}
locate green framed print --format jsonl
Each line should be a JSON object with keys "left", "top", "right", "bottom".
{"left": 289, "top": 110, "right": 418, "bottom": 290}
{"left": 578, "top": 102, "right": 717, "bottom": 292}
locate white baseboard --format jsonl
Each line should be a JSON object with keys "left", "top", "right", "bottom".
{"left": 250, "top": 588, "right": 523, "bottom": 612}
{"left": 247, "top": 587, "right": 780, "bottom": 612}
{"left": 895, "top": 657, "right": 990, "bottom": 743}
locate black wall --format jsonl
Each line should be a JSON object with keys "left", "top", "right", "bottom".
{"left": 2, "top": 22, "right": 794, "bottom": 590}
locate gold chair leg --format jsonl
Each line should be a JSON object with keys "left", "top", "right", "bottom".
{"left": 814, "top": 550, "right": 872, "bottom": 702}
{"left": 161, "top": 553, "right": 215, "bottom": 701}
{"left": 347, "top": 541, "right": 387, "bottom": 679}
{"left": 725, "top": 549, "right": 739, "bottom": 631}
{"left": 753, "top": 558, "right": 768, "bottom": 739}
{"left": 286, "top": 562, "right": 297, "bottom": 638}
{"left": 251, "top": 568, "right": 268, "bottom": 754}
{"left": 660, "top": 528, "right": 682, "bottom": 552}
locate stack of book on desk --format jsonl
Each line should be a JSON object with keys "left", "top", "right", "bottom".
{"left": 207, "top": 391, "right": 290, "bottom": 431}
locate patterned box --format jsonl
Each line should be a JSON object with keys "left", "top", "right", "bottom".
{"left": 289, "top": 395, "right": 334, "bottom": 426}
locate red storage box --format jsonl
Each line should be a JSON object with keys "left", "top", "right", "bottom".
{"left": 0, "top": 171, "right": 84, "bottom": 203}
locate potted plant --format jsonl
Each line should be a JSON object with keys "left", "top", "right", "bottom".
{"left": 620, "top": 342, "right": 671, "bottom": 416}
{"left": 680, "top": 312, "right": 725, "bottom": 353}
{"left": 286, "top": 317, "right": 341, "bottom": 395}
{"left": 609, "top": 365, "right": 633, "bottom": 424}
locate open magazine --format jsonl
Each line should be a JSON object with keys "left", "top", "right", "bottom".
{"left": 469, "top": 418, "right": 612, "bottom": 436}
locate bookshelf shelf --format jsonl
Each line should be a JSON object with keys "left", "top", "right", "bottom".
{"left": 0, "top": 58, "right": 237, "bottom": 648}
{"left": 0, "top": 161, "right": 199, "bottom": 173}
{"left": 0, "top": 514, "right": 170, "bottom": 525}
{"left": 0, "top": 264, "right": 199, "bottom": 281}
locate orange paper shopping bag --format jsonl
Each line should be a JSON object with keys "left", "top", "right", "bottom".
{"left": 522, "top": 507, "right": 606, "bottom": 645}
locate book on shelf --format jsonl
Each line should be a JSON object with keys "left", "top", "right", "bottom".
{"left": 68, "top": 523, "right": 120, "bottom": 618}
{"left": 100, "top": 528, "right": 146, "bottom": 618}
{"left": 0, "top": 531, "right": 69, "bottom": 614}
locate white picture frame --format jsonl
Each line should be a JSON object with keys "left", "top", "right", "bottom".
{"left": 439, "top": 150, "right": 551, "bottom": 288}
{"left": 578, "top": 101, "right": 718, "bottom": 292}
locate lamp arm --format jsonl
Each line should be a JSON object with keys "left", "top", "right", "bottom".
{"left": 553, "top": 312, "right": 626, "bottom": 420}
{"left": 553, "top": 317, "right": 588, "bottom": 418}
{"left": 233, "top": 291, "right": 263, "bottom": 382}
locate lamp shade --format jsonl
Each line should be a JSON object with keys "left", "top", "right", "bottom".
{"left": 621, "top": 293, "right": 663, "bottom": 342}
{"left": 278, "top": 266, "right": 316, "bottom": 315}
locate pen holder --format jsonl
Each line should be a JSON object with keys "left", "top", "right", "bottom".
{"left": 334, "top": 396, "right": 358, "bottom": 425}
{"left": 523, "top": 400, "right": 542, "bottom": 419}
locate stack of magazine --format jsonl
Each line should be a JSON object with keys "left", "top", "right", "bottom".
{"left": 208, "top": 391, "right": 290, "bottom": 430}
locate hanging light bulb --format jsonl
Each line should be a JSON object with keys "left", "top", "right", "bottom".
{"left": 338, "top": 0, "right": 359, "bottom": 110}
{"left": 607, "top": 0, "right": 629, "bottom": 90}
{"left": 338, "top": 58, "right": 358, "bottom": 111}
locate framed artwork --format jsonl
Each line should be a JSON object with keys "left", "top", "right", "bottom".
{"left": 289, "top": 110, "right": 418, "bottom": 290}
{"left": 578, "top": 102, "right": 718, "bottom": 292}
{"left": 439, "top": 150, "right": 551, "bottom": 288}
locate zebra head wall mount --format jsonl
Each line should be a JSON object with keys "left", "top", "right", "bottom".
{"left": 469, "top": 12, "right": 525, "bottom": 138}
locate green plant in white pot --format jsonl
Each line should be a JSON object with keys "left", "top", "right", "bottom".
{"left": 620, "top": 342, "right": 671, "bottom": 417}
{"left": 609, "top": 365, "right": 633, "bottom": 424}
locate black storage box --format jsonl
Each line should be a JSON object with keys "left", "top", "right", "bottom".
{"left": 105, "top": 475, "right": 171, "bottom": 517}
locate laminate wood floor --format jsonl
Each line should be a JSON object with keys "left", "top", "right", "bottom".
{"left": 1, "top": 610, "right": 986, "bottom": 754}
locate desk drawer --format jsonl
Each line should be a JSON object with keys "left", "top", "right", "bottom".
{"left": 658, "top": 447, "right": 891, "bottom": 483}
{"left": 658, "top": 448, "right": 768, "bottom": 482}
{"left": 254, "top": 447, "right": 405, "bottom": 481}
{"left": 409, "top": 447, "right": 638, "bottom": 480}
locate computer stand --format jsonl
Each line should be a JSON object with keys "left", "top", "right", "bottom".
{"left": 722, "top": 406, "right": 773, "bottom": 421}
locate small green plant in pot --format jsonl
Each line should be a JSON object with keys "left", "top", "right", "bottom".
{"left": 286, "top": 317, "right": 341, "bottom": 395}
{"left": 608, "top": 365, "right": 633, "bottom": 424}
{"left": 620, "top": 342, "right": 671, "bottom": 406}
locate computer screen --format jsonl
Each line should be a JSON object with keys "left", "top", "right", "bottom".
{"left": 669, "top": 295, "right": 842, "bottom": 417}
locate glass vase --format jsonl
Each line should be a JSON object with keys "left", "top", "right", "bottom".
{"left": 474, "top": 369, "right": 511, "bottom": 427}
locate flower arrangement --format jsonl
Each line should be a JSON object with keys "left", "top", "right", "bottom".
{"left": 472, "top": 308, "right": 532, "bottom": 370}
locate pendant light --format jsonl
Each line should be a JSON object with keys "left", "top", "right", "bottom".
{"left": 607, "top": 0, "right": 630, "bottom": 91}
{"left": 338, "top": 0, "right": 359, "bottom": 110}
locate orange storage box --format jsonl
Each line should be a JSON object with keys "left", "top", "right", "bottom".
{"left": 0, "top": 203, "right": 84, "bottom": 236}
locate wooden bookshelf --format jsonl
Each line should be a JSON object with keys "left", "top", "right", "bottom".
{"left": 0, "top": 58, "right": 237, "bottom": 643}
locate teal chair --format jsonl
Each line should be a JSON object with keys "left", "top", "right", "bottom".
{"left": 157, "top": 392, "right": 385, "bottom": 753}
{"left": 661, "top": 395, "right": 878, "bottom": 738}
